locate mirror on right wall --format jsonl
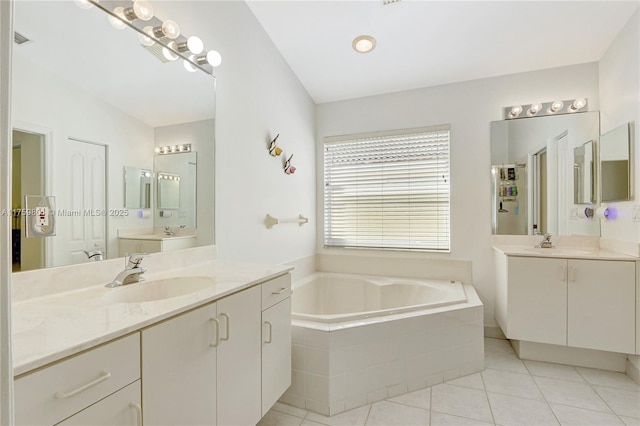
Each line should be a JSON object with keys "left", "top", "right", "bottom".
{"left": 600, "top": 122, "right": 631, "bottom": 202}
{"left": 491, "top": 111, "right": 601, "bottom": 236}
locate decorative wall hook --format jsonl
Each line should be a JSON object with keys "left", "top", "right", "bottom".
{"left": 283, "top": 154, "right": 296, "bottom": 174}
{"left": 268, "top": 133, "right": 282, "bottom": 156}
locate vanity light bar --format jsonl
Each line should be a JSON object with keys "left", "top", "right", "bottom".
{"left": 154, "top": 144, "right": 192, "bottom": 155}
{"left": 504, "top": 98, "right": 588, "bottom": 120}
{"left": 158, "top": 173, "right": 181, "bottom": 181}
{"left": 79, "top": 0, "right": 220, "bottom": 75}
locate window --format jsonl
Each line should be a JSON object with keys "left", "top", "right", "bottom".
{"left": 323, "top": 126, "right": 450, "bottom": 251}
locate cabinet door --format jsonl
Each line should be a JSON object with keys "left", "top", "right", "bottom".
{"left": 118, "top": 239, "right": 162, "bottom": 257}
{"left": 142, "top": 302, "right": 218, "bottom": 425}
{"left": 217, "top": 285, "right": 262, "bottom": 426}
{"left": 57, "top": 381, "right": 141, "bottom": 426}
{"left": 568, "top": 259, "right": 635, "bottom": 353}
{"left": 507, "top": 256, "right": 567, "bottom": 345}
{"left": 262, "top": 297, "right": 292, "bottom": 416}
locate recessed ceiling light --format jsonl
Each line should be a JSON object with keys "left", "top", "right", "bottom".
{"left": 352, "top": 35, "right": 376, "bottom": 54}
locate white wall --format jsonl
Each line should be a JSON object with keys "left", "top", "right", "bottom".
{"left": 599, "top": 9, "right": 640, "bottom": 243}
{"left": 157, "top": 1, "right": 317, "bottom": 264}
{"left": 316, "top": 63, "right": 600, "bottom": 326}
{"left": 11, "top": 54, "right": 154, "bottom": 264}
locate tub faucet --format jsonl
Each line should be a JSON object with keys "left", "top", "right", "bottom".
{"left": 163, "top": 226, "right": 175, "bottom": 236}
{"left": 106, "top": 253, "right": 147, "bottom": 288}
{"left": 536, "top": 233, "right": 553, "bottom": 249}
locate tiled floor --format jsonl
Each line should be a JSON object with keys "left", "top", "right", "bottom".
{"left": 258, "top": 338, "right": 640, "bottom": 426}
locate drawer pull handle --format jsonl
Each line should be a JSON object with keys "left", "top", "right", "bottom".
{"left": 272, "top": 287, "right": 288, "bottom": 295}
{"left": 220, "top": 313, "right": 230, "bottom": 341}
{"left": 54, "top": 370, "right": 111, "bottom": 399}
{"left": 210, "top": 317, "right": 220, "bottom": 347}
{"left": 129, "top": 402, "right": 142, "bottom": 426}
{"left": 264, "top": 321, "right": 273, "bottom": 344}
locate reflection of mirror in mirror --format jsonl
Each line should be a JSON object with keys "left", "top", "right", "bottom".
{"left": 12, "top": 1, "right": 215, "bottom": 270}
{"left": 600, "top": 122, "right": 631, "bottom": 202}
{"left": 124, "top": 166, "right": 151, "bottom": 209}
{"left": 491, "top": 111, "right": 600, "bottom": 236}
{"left": 154, "top": 152, "right": 197, "bottom": 229}
{"left": 573, "top": 140, "right": 595, "bottom": 205}
{"left": 158, "top": 173, "right": 181, "bottom": 210}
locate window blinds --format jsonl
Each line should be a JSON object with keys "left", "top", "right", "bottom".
{"left": 324, "top": 127, "right": 450, "bottom": 251}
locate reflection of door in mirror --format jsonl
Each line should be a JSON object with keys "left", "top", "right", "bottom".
{"left": 533, "top": 149, "right": 548, "bottom": 235}
{"left": 11, "top": 130, "right": 45, "bottom": 272}
{"left": 57, "top": 138, "right": 106, "bottom": 267}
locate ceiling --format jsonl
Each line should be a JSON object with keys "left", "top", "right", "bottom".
{"left": 247, "top": 1, "right": 640, "bottom": 104}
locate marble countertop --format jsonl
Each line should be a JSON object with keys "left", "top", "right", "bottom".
{"left": 493, "top": 245, "right": 638, "bottom": 260}
{"left": 11, "top": 258, "right": 292, "bottom": 376}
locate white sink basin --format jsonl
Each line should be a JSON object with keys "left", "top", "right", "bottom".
{"left": 104, "top": 276, "right": 214, "bottom": 304}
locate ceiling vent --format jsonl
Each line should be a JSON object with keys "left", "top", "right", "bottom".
{"left": 14, "top": 31, "right": 31, "bottom": 46}
{"left": 382, "top": 0, "right": 403, "bottom": 5}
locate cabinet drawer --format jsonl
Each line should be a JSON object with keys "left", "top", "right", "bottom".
{"left": 57, "top": 380, "right": 141, "bottom": 426}
{"left": 15, "top": 333, "right": 140, "bottom": 426}
{"left": 262, "top": 274, "right": 291, "bottom": 310}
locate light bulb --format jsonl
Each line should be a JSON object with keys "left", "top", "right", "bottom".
{"left": 138, "top": 26, "right": 155, "bottom": 47}
{"left": 162, "top": 20, "right": 181, "bottom": 39}
{"left": 184, "top": 56, "right": 198, "bottom": 72}
{"left": 132, "top": 0, "right": 153, "bottom": 21}
{"left": 528, "top": 103, "right": 542, "bottom": 115}
{"left": 186, "top": 36, "right": 204, "bottom": 54}
{"left": 569, "top": 98, "right": 587, "bottom": 112}
{"left": 352, "top": 35, "right": 376, "bottom": 53}
{"left": 73, "top": 0, "right": 95, "bottom": 10}
{"left": 162, "top": 46, "right": 178, "bottom": 61}
{"left": 206, "top": 50, "right": 222, "bottom": 67}
{"left": 509, "top": 105, "right": 522, "bottom": 118}
{"left": 549, "top": 100, "right": 564, "bottom": 113}
{"left": 154, "top": 147, "right": 161, "bottom": 154}
{"left": 108, "top": 7, "right": 127, "bottom": 30}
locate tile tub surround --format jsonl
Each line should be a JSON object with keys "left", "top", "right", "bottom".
{"left": 281, "top": 283, "right": 484, "bottom": 416}
{"left": 261, "top": 338, "right": 640, "bottom": 426}
{"left": 11, "top": 245, "right": 292, "bottom": 375}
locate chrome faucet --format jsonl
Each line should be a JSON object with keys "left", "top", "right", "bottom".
{"left": 106, "top": 254, "right": 147, "bottom": 288}
{"left": 536, "top": 233, "right": 554, "bottom": 249}
{"left": 163, "top": 226, "right": 175, "bottom": 236}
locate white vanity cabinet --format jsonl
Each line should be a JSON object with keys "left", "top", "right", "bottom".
{"left": 498, "top": 254, "right": 636, "bottom": 354}
{"left": 261, "top": 275, "right": 292, "bottom": 416}
{"left": 141, "top": 274, "right": 291, "bottom": 426}
{"left": 141, "top": 301, "right": 218, "bottom": 425}
{"left": 14, "top": 333, "right": 140, "bottom": 426}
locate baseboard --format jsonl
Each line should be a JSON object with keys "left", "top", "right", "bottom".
{"left": 484, "top": 326, "right": 506, "bottom": 339}
{"left": 512, "top": 340, "right": 627, "bottom": 372}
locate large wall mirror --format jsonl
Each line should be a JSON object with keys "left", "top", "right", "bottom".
{"left": 491, "top": 111, "right": 600, "bottom": 236}
{"left": 11, "top": 0, "right": 215, "bottom": 272}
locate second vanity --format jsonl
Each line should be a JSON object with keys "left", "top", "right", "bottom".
{"left": 494, "top": 237, "right": 639, "bottom": 361}
{"left": 11, "top": 246, "right": 291, "bottom": 425}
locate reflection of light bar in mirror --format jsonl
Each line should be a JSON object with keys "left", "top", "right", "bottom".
{"left": 154, "top": 144, "right": 192, "bottom": 155}
{"left": 504, "top": 98, "right": 588, "bottom": 120}
{"left": 158, "top": 173, "right": 181, "bottom": 181}
{"left": 77, "top": 0, "right": 218, "bottom": 75}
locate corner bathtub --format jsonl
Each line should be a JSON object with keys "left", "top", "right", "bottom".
{"left": 281, "top": 272, "right": 484, "bottom": 416}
